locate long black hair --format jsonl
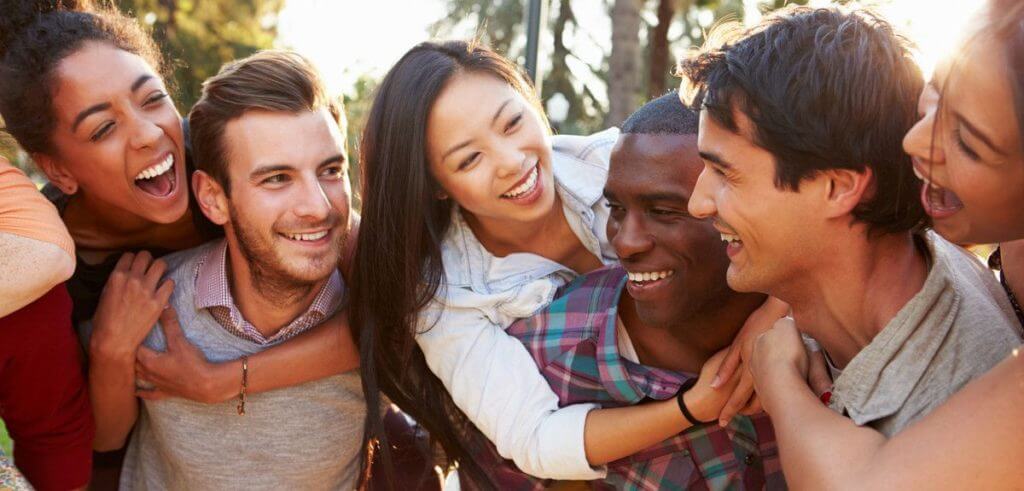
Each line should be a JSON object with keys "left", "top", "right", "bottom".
{"left": 352, "top": 40, "right": 544, "bottom": 488}
{"left": 0, "top": 0, "right": 163, "bottom": 156}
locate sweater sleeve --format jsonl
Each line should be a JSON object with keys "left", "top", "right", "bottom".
{"left": 0, "top": 159, "right": 74, "bottom": 258}
{"left": 0, "top": 286, "right": 94, "bottom": 490}
{"left": 415, "top": 300, "right": 606, "bottom": 480}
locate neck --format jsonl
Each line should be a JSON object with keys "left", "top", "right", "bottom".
{"left": 785, "top": 231, "right": 927, "bottom": 368}
{"left": 465, "top": 194, "right": 571, "bottom": 256}
{"left": 618, "top": 291, "right": 765, "bottom": 374}
{"left": 224, "top": 238, "right": 326, "bottom": 338}
{"left": 64, "top": 193, "right": 200, "bottom": 257}
{"left": 999, "top": 239, "right": 1024, "bottom": 302}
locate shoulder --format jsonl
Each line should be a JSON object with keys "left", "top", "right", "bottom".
{"left": 508, "top": 266, "right": 625, "bottom": 340}
{"left": 161, "top": 239, "right": 221, "bottom": 275}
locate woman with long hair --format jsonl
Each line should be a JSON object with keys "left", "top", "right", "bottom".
{"left": 749, "top": 0, "right": 1024, "bottom": 487}
{"left": 353, "top": 40, "right": 760, "bottom": 485}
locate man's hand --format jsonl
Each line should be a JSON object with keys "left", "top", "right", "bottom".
{"left": 90, "top": 251, "right": 174, "bottom": 362}
{"left": 135, "top": 307, "right": 235, "bottom": 403}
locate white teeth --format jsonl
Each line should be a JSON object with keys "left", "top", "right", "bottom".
{"left": 286, "top": 230, "right": 328, "bottom": 242}
{"left": 501, "top": 166, "right": 539, "bottom": 198}
{"left": 720, "top": 232, "right": 742, "bottom": 244}
{"left": 134, "top": 154, "right": 174, "bottom": 181}
{"left": 627, "top": 270, "right": 674, "bottom": 283}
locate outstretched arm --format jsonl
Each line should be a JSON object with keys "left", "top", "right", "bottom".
{"left": 416, "top": 305, "right": 739, "bottom": 479}
{"left": 752, "top": 319, "right": 1024, "bottom": 490}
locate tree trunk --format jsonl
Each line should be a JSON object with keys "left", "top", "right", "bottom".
{"left": 648, "top": 0, "right": 676, "bottom": 99}
{"left": 606, "top": 0, "right": 643, "bottom": 127}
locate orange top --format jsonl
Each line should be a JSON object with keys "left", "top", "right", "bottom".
{"left": 0, "top": 158, "right": 74, "bottom": 258}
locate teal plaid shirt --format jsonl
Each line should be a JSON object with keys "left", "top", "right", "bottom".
{"left": 498, "top": 266, "right": 785, "bottom": 490}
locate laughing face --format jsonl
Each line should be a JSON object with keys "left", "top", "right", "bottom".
{"left": 605, "top": 133, "right": 736, "bottom": 328}
{"left": 426, "top": 72, "right": 556, "bottom": 229}
{"left": 902, "top": 33, "right": 1024, "bottom": 244}
{"left": 46, "top": 41, "right": 188, "bottom": 226}
{"left": 211, "top": 108, "right": 351, "bottom": 287}
{"left": 688, "top": 108, "right": 824, "bottom": 295}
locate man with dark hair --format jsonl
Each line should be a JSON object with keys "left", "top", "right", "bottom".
{"left": 489, "top": 93, "right": 785, "bottom": 489}
{"left": 684, "top": 7, "right": 1021, "bottom": 436}
{"left": 101, "top": 50, "right": 366, "bottom": 488}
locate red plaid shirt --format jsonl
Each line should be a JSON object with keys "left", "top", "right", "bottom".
{"left": 476, "top": 266, "right": 785, "bottom": 490}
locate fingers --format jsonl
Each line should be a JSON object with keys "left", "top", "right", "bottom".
{"left": 144, "top": 258, "right": 168, "bottom": 290}
{"left": 129, "top": 250, "right": 153, "bottom": 277}
{"left": 155, "top": 279, "right": 175, "bottom": 308}
{"left": 807, "top": 349, "right": 833, "bottom": 396}
{"left": 718, "top": 370, "right": 755, "bottom": 426}
{"left": 739, "top": 396, "right": 763, "bottom": 416}
{"left": 158, "top": 306, "right": 186, "bottom": 347}
{"left": 712, "top": 344, "right": 741, "bottom": 389}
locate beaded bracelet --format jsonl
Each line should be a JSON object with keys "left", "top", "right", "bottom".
{"left": 236, "top": 356, "right": 249, "bottom": 416}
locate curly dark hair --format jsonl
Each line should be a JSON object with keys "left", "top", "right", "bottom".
{"left": 0, "top": 0, "right": 163, "bottom": 155}
{"left": 680, "top": 6, "right": 926, "bottom": 234}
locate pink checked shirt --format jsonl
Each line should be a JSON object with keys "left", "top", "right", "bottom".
{"left": 194, "top": 240, "right": 343, "bottom": 344}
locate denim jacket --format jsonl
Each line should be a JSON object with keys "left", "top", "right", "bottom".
{"left": 416, "top": 128, "right": 619, "bottom": 480}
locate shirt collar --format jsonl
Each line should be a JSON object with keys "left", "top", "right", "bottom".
{"left": 830, "top": 231, "right": 957, "bottom": 424}
{"left": 193, "top": 239, "right": 345, "bottom": 343}
{"left": 592, "top": 267, "right": 694, "bottom": 403}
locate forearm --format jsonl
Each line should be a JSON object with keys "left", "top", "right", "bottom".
{"left": 203, "top": 313, "right": 360, "bottom": 402}
{"left": 0, "top": 234, "right": 74, "bottom": 317}
{"left": 583, "top": 398, "right": 689, "bottom": 465}
{"left": 87, "top": 349, "right": 139, "bottom": 451}
{"left": 759, "top": 366, "right": 885, "bottom": 490}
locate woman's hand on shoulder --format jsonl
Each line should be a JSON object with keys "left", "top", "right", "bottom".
{"left": 90, "top": 251, "right": 173, "bottom": 363}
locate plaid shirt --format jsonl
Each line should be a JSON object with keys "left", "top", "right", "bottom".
{"left": 495, "top": 266, "right": 784, "bottom": 490}
{"left": 194, "top": 240, "right": 343, "bottom": 344}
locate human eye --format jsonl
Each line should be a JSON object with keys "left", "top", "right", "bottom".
{"left": 505, "top": 112, "right": 523, "bottom": 132}
{"left": 320, "top": 164, "right": 345, "bottom": 179}
{"left": 144, "top": 91, "right": 168, "bottom": 106}
{"left": 261, "top": 174, "right": 289, "bottom": 185}
{"left": 953, "top": 127, "right": 981, "bottom": 161}
{"left": 90, "top": 122, "right": 114, "bottom": 142}
{"left": 457, "top": 152, "right": 481, "bottom": 171}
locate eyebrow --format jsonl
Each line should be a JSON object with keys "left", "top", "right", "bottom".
{"left": 440, "top": 98, "right": 514, "bottom": 161}
{"left": 250, "top": 154, "right": 347, "bottom": 179}
{"left": 954, "top": 111, "right": 1006, "bottom": 156}
{"left": 698, "top": 151, "right": 733, "bottom": 169}
{"left": 639, "top": 191, "right": 689, "bottom": 203}
{"left": 71, "top": 75, "right": 156, "bottom": 133}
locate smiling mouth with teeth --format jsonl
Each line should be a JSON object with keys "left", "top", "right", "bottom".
{"left": 912, "top": 160, "right": 964, "bottom": 217}
{"left": 284, "top": 230, "right": 330, "bottom": 242}
{"left": 627, "top": 270, "right": 674, "bottom": 284}
{"left": 133, "top": 154, "right": 176, "bottom": 197}
{"left": 500, "top": 165, "right": 539, "bottom": 199}
{"left": 720, "top": 232, "right": 742, "bottom": 245}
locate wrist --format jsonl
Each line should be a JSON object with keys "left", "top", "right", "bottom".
{"left": 205, "top": 360, "right": 242, "bottom": 403}
{"left": 89, "top": 333, "right": 136, "bottom": 365}
{"left": 681, "top": 388, "right": 715, "bottom": 424}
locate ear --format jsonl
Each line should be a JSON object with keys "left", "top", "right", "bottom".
{"left": 192, "top": 170, "right": 230, "bottom": 225}
{"left": 34, "top": 153, "right": 79, "bottom": 195}
{"left": 822, "top": 167, "right": 873, "bottom": 219}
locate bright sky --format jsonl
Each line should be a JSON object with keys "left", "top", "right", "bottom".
{"left": 277, "top": 0, "right": 986, "bottom": 98}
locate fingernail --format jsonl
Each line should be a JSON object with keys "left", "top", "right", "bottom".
{"left": 710, "top": 376, "right": 721, "bottom": 388}
{"left": 719, "top": 420, "right": 727, "bottom": 427}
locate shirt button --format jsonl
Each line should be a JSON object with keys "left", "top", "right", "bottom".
{"left": 744, "top": 454, "right": 756, "bottom": 465}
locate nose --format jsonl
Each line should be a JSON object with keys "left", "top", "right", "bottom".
{"left": 293, "top": 175, "right": 333, "bottom": 221}
{"left": 128, "top": 114, "right": 163, "bottom": 150}
{"left": 902, "top": 110, "right": 944, "bottom": 168}
{"left": 611, "top": 211, "right": 654, "bottom": 260}
{"left": 495, "top": 143, "right": 526, "bottom": 179}
{"left": 688, "top": 166, "right": 718, "bottom": 219}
